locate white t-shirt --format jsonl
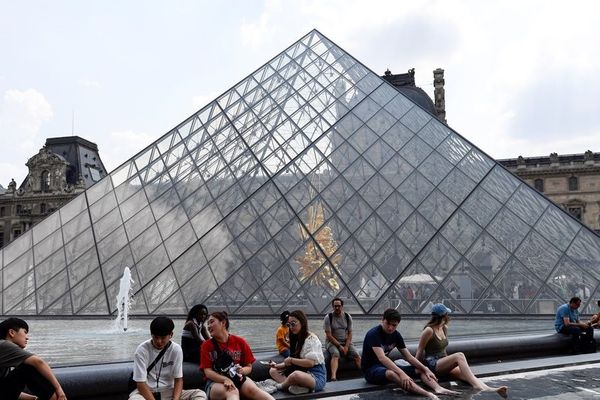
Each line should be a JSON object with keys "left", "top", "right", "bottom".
{"left": 300, "top": 333, "right": 325, "bottom": 365}
{"left": 133, "top": 339, "right": 183, "bottom": 393}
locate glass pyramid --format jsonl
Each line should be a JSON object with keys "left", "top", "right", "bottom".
{"left": 2, "top": 30, "right": 599, "bottom": 316}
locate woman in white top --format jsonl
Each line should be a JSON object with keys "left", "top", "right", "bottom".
{"left": 181, "top": 304, "right": 210, "bottom": 363}
{"left": 269, "top": 310, "right": 326, "bottom": 394}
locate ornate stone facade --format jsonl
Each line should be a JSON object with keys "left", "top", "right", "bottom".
{"left": 499, "top": 152, "right": 600, "bottom": 233}
{"left": 0, "top": 136, "right": 106, "bottom": 248}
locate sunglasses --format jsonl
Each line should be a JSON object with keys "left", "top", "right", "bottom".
{"left": 287, "top": 320, "right": 299, "bottom": 328}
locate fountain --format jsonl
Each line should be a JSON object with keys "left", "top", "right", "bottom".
{"left": 114, "top": 267, "right": 134, "bottom": 332}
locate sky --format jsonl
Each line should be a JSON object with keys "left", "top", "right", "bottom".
{"left": 1, "top": 0, "right": 600, "bottom": 187}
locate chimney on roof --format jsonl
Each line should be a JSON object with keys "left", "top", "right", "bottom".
{"left": 433, "top": 68, "right": 446, "bottom": 123}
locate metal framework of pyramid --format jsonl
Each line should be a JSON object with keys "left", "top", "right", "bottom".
{"left": 2, "top": 30, "right": 600, "bottom": 316}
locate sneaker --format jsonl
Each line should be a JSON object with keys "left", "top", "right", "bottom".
{"left": 288, "top": 385, "right": 310, "bottom": 395}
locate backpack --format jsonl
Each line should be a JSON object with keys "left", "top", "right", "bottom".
{"left": 328, "top": 312, "right": 350, "bottom": 331}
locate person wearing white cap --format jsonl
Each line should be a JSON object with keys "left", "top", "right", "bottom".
{"left": 416, "top": 304, "right": 508, "bottom": 398}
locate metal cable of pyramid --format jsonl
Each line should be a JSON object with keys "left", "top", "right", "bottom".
{"left": 1, "top": 29, "right": 600, "bottom": 317}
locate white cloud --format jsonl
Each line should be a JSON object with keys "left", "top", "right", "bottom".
{"left": 78, "top": 78, "right": 102, "bottom": 88}
{"left": 191, "top": 92, "right": 220, "bottom": 111}
{"left": 0, "top": 89, "right": 53, "bottom": 185}
{"left": 100, "top": 130, "right": 157, "bottom": 173}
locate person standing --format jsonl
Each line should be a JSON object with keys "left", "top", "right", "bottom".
{"left": 130, "top": 316, "right": 205, "bottom": 400}
{"left": 555, "top": 296, "right": 595, "bottom": 354}
{"left": 0, "top": 317, "right": 67, "bottom": 400}
{"left": 361, "top": 308, "right": 458, "bottom": 400}
{"left": 323, "top": 298, "right": 360, "bottom": 381}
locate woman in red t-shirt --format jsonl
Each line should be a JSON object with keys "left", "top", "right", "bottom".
{"left": 200, "top": 311, "right": 274, "bottom": 400}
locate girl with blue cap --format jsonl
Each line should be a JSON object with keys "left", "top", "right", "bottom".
{"left": 416, "top": 303, "right": 508, "bottom": 397}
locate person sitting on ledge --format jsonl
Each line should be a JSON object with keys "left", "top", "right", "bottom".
{"left": 416, "top": 304, "right": 508, "bottom": 397}
{"left": 200, "top": 311, "right": 273, "bottom": 400}
{"left": 130, "top": 316, "right": 205, "bottom": 400}
{"left": 275, "top": 311, "right": 290, "bottom": 358}
{"left": 269, "top": 310, "right": 327, "bottom": 395}
{"left": 555, "top": 296, "right": 594, "bottom": 354}
{"left": 323, "top": 298, "right": 361, "bottom": 381}
{"left": 182, "top": 304, "right": 210, "bottom": 364}
{"left": 0, "top": 317, "right": 67, "bottom": 400}
{"left": 587, "top": 300, "right": 600, "bottom": 328}
{"left": 361, "top": 308, "right": 459, "bottom": 400}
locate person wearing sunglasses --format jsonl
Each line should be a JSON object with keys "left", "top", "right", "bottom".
{"left": 268, "top": 310, "right": 326, "bottom": 394}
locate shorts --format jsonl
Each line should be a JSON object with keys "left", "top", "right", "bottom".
{"left": 307, "top": 363, "right": 327, "bottom": 392}
{"left": 326, "top": 342, "right": 360, "bottom": 359}
{"left": 423, "top": 355, "right": 441, "bottom": 372}
{"left": 279, "top": 349, "right": 290, "bottom": 357}
{"left": 363, "top": 363, "right": 416, "bottom": 385}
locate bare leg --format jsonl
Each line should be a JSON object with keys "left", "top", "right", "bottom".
{"left": 418, "top": 370, "right": 460, "bottom": 396}
{"left": 269, "top": 367, "right": 286, "bottom": 383}
{"left": 384, "top": 369, "right": 439, "bottom": 399}
{"left": 437, "top": 353, "right": 508, "bottom": 397}
{"left": 330, "top": 356, "right": 339, "bottom": 380}
{"left": 276, "top": 370, "right": 315, "bottom": 391}
{"left": 207, "top": 382, "right": 240, "bottom": 400}
{"left": 240, "top": 378, "right": 275, "bottom": 400}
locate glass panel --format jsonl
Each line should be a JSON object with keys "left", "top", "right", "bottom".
{"left": 136, "top": 244, "right": 170, "bottom": 286}
{"left": 438, "top": 168, "right": 477, "bottom": 206}
{"left": 486, "top": 208, "right": 529, "bottom": 253}
{"left": 481, "top": 165, "right": 520, "bottom": 203}
{"left": 375, "top": 191, "right": 414, "bottom": 231}
{"left": 164, "top": 222, "right": 197, "bottom": 261}
{"left": 442, "top": 210, "right": 482, "bottom": 253}
{"left": 97, "top": 226, "right": 128, "bottom": 263}
{"left": 171, "top": 243, "right": 208, "bottom": 284}
{"left": 397, "top": 171, "right": 434, "bottom": 207}
{"left": 418, "top": 189, "right": 456, "bottom": 229}
{"left": 124, "top": 206, "right": 155, "bottom": 243}
{"left": 381, "top": 121, "right": 414, "bottom": 151}
{"left": 62, "top": 210, "right": 91, "bottom": 245}
{"left": 89, "top": 191, "right": 118, "bottom": 223}
{"left": 3, "top": 230, "right": 32, "bottom": 266}
{"left": 397, "top": 212, "right": 436, "bottom": 255}
{"left": 59, "top": 194, "right": 87, "bottom": 225}
{"left": 437, "top": 134, "right": 471, "bottom": 165}
{"left": 67, "top": 247, "right": 99, "bottom": 287}
{"left": 32, "top": 212, "right": 60, "bottom": 245}
{"left": 458, "top": 149, "right": 494, "bottom": 182}
{"left": 534, "top": 205, "right": 580, "bottom": 252}
{"left": 567, "top": 229, "right": 600, "bottom": 281}
{"left": 379, "top": 154, "right": 413, "bottom": 188}
{"left": 399, "top": 136, "right": 433, "bottom": 168}
{"left": 461, "top": 187, "right": 503, "bottom": 228}
{"left": 130, "top": 224, "right": 162, "bottom": 262}
{"left": 71, "top": 269, "right": 105, "bottom": 313}
{"left": 384, "top": 94, "right": 413, "bottom": 119}
{"left": 465, "top": 232, "right": 510, "bottom": 282}
{"left": 33, "top": 229, "right": 64, "bottom": 264}
{"left": 417, "top": 120, "right": 450, "bottom": 148}
{"left": 35, "top": 250, "right": 66, "bottom": 287}
{"left": 418, "top": 151, "right": 454, "bottom": 186}
{"left": 3, "top": 250, "right": 34, "bottom": 288}
{"left": 86, "top": 176, "right": 113, "bottom": 206}
{"left": 399, "top": 107, "right": 431, "bottom": 133}
{"left": 362, "top": 139, "right": 395, "bottom": 170}
{"left": 506, "top": 184, "right": 548, "bottom": 226}
{"left": 64, "top": 228, "right": 94, "bottom": 265}
{"left": 516, "top": 231, "right": 562, "bottom": 283}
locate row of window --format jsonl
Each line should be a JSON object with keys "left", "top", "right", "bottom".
{"left": 0, "top": 204, "right": 49, "bottom": 217}
{"left": 533, "top": 176, "right": 579, "bottom": 192}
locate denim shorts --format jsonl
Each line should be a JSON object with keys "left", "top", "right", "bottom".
{"left": 424, "top": 355, "right": 441, "bottom": 372}
{"left": 363, "top": 363, "right": 416, "bottom": 385}
{"left": 308, "top": 363, "right": 327, "bottom": 392}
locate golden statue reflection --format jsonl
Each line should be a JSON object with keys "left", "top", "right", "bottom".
{"left": 295, "top": 200, "right": 342, "bottom": 291}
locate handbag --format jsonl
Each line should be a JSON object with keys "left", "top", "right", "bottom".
{"left": 128, "top": 341, "right": 172, "bottom": 393}
{"left": 211, "top": 337, "right": 246, "bottom": 388}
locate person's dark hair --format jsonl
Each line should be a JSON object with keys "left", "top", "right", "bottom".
{"left": 289, "top": 310, "right": 309, "bottom": 358}
{"left": 187, "top": 304, "right": 208, "bottom": 322}
{"left": 0, "top": 317, "right": 29, "bottom": 339}
{"left": 280, "top": 310, "right": 290, "bottom": 325}
{"left": 425, "top": 313, "right": 449, "bottom": 329}
{"left": 210, "top": 311, "right": 230, "bottom": 330}
{"left": 383, "top": 308, "right": 401, "bottom": 323}
{"left": 331, "top": 297, "right": 344, "bottom": 306}
{"left": 570, "top": 297, "right": 582, "bottom": 305}
{"left": 150, "top": 316, "right": 175, "bottom": 336}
